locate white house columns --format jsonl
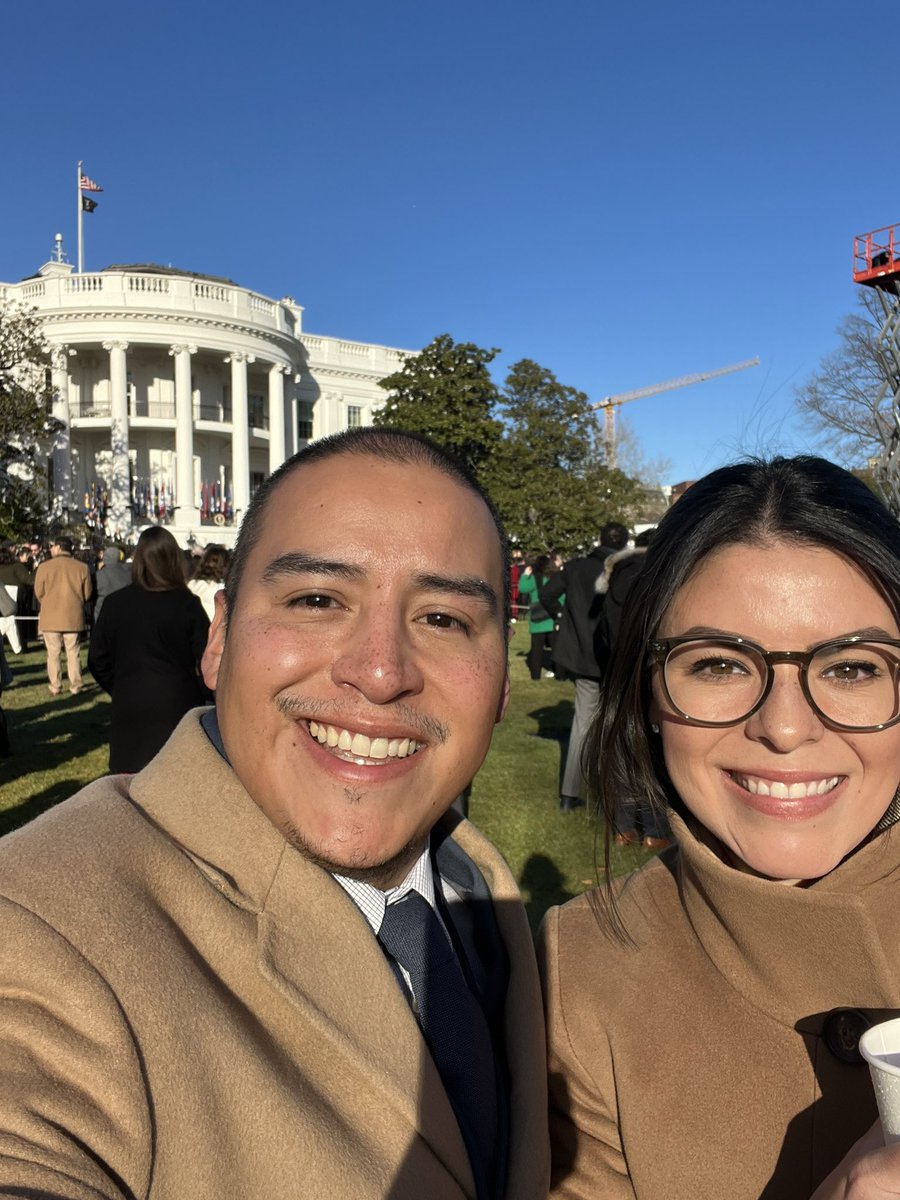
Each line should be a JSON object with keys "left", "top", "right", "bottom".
{"left": 103, "top": 340, "right": 131, "bottom": 534}
{"left": 170, "top": 343, "right": 199, "bottom": 527}
{"left": 268, "top": 363, "right": 290, "bottom": 474}
{"left": 50, "top": 345, "right": 74, "bottom": 515}
{"left": 227, "top": 352, "right": 253, "bottom": 519}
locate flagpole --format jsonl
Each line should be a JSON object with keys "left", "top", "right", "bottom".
{"left": 77, "top": 159, "right": 84, "bottom": 274}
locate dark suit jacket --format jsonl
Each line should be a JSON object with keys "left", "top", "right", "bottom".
{"left": 539, "top": 547, "right": 615, "bottom": 679}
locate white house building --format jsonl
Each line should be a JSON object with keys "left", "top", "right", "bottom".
{"left": 1, "top": 247, "right": 409, "bottom": 546}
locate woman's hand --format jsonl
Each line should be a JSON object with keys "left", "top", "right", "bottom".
{"left": 811, "top": 1123, "right": 900, "bottom": 1198}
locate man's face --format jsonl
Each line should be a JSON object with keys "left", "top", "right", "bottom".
{"left": 202, "top": 454, "right": 510, "bottom": 886}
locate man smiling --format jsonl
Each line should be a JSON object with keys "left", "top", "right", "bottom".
{"left": 0, "top": 429, "right": 549, "bottom": 1200}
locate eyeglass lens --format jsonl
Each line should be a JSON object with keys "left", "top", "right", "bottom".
{"left": 662, "top": 640, "right": 900, "bottom": 728}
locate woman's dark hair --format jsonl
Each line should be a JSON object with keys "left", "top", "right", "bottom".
{"left": 588, "top": 455, "right": 900, "bottom": 930}
{"left": 193, "top": 544, "right": 230, "bottom": 583}
{"left": 132, "top": 527, "right": 188, "bottom": 592}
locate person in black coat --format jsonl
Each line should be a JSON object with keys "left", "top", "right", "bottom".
{"left": 89, "top": 526, "right": 210, "bottom": 773}
{"left": 594, "top": 529, "right": 672, "bottom": 848}
{"left": 539, "top": 522, "right": 628, "bottom": 811}
{"left": 0, "top": 547, "right": 35, "bottom": 652}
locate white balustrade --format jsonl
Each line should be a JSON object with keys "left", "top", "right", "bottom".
{"left": 127, "top": 275, "right": 170, "bottom": 294}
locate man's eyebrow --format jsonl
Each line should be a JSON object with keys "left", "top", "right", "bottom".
{"left": 260, "top": 552, "right": 365, "bottom": 583}
{"left": 413, "top": 572, "right": 499, "bottom": 616}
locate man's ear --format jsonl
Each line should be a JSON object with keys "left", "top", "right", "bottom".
{"left": 201, "top": 589, "right": 228, "bottom": 691}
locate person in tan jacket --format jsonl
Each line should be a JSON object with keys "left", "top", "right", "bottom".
{"left": 0, "top": 429, "right": 549, "bottom": 1200}
{"left": 541, "top": 455, "right": 900, "bottom": 1200}
{"left": 33, "top": 534, "right": 92, "bottom": 695}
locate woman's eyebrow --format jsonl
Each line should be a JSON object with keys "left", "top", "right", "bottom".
{"left": 261, "top": 552, "right": 365, "bottom": 583}
{"left": 663, "top": 624, "right": 899, "bottom": 643}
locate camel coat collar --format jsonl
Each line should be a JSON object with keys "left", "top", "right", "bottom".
{"left": 669, "top": 808, "right": 900, "bottom": 1027}
{"left": 130, "top": 710, "right": 546, "bottom": 1199}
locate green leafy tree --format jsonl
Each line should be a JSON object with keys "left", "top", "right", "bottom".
{"left": 492, "top": 359, "right": 644, "bottom": 557}
{"left": 0, "top": 304, "right": 58, "bottom": 540}
{"left": 374, "top": 334, "right": 503, "bottom": 478}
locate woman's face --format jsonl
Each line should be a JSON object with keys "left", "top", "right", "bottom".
{"left": 652, "top": 539, "right": 900, "bottom": 882}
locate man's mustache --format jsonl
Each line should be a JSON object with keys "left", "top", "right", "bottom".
{"left": 274, "top": 693, "right": 449, "bottom": 745}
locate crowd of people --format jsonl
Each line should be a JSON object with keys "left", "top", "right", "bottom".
{"left": 509, "top": 534, "right": 672, "bottom": 844}
{"left": 0, "top": 535, "right": 231, "bottom": 766}
{"left": 2, "top": 432, "right": 900, "bottom": 1198}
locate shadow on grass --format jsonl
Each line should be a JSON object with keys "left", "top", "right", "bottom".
{"left": 1, "top": 676, "right": 110, "bottom": 806}
{"left": 5, "top": 660, "right": 45, "bottom": 686}
{"left": 0, "top": 779, "right": 88, "bottom": 836}
{"left": 527, "top": 700, "right": 573, "bottom": 739}
{"left": 519, "top": 853, "right": 577, "bottom": 931}
{"left": 527, "top": 701, "right": 574, "bottom": 795}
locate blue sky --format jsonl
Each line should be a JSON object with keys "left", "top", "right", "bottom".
{"left": 5, "top": 0, "right": 897, "bottom": 484}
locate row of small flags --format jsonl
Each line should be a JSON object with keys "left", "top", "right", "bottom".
{"left": 200, "top": 480, "right": 234, "bottom": 522}
{"left": 80, "top": 476, "right": 236, "bottom": 527}
{"left": 132, "top": 478, "right": 173, "bottom": 522}
{"left": 80, "top": 171, "right": 102, "bottom": 214}
{"left": 132, "top": 479, "right": 235, "bottom": 523}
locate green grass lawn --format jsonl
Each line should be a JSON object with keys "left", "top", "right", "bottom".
{"left": 0, "top": 625, "right": 653, "bottom": 926}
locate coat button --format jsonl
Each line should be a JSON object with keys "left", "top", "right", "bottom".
{"left": 823, "top": 1009, "right": 871, "bottom": 1064}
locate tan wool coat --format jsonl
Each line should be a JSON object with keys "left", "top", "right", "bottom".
{"left": 540, "top": 809, "right": 900, "bottom": 1200}
{"left": 0, "top": 711, "right": 549, "bottom": 1200}
{"left": 34, "top": 552, "right": 92, "bottom": 631}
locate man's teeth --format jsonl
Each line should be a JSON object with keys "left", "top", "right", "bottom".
{"left": 733, "top": 774, "right": 840, "bottom": 799}
{"left": 308, "top": 721, "right": 421, "bottom": 763}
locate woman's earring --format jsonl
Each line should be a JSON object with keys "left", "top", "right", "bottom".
{"left": 651, "top": 723, "right": 660, "bottom": 734}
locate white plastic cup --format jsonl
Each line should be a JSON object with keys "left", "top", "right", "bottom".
{"left": 859, "top": 1018, "right": 900, "bottom": 1145}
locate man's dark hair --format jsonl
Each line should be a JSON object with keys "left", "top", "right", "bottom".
{"left": 599, "top": 522, "right": 629, "bottom": 550}
{"left": 224, "top": 427, "right": 511, "bottom": 621}
{"left": 586, "top": 455, "right": 900, "bottom": 935}
{"left": 54, "top": 536, "right": 74, "bottom": 555}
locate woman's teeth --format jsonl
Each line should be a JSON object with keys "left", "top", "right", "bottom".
{"left": 308, "top": 721, "right": 422, "bottom": 764}
{"left": 732, "top": 773, "right": 840, "bottom": 798}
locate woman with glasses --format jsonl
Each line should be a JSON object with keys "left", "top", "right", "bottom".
{"left": 540, "top": 456, "right": 900, "bottom": 1200}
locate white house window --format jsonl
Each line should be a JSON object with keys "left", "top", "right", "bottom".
{"left": 347, "top": 405, "right": 362, "bottom": 429}
{"left": 248, "top": 393, "right": 268, "bottom": 430}
{"left": 297, "top": 401, "right": 313, "bottom": 441}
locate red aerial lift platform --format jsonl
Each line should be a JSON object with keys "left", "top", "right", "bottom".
{"left": 854, "top": 223, "right": 900, "bottom": 290}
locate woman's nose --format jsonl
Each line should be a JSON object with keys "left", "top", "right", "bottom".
{"left": 744, "top": 665, "right": 825, "bottom": 751}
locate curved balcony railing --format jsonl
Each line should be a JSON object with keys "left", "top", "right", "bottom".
{"left": 7, "top": 270, "right": 294, "bottom": 338}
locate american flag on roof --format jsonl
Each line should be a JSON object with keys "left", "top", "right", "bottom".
{"left": 80, "top": 173, "right": 103, "bottom": 192}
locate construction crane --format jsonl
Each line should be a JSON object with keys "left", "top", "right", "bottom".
{"left": 852, "top": 222, "right": 900, "bottom": 515}
{"left": 593, "top": 357, "right": 761, "bottom": 468}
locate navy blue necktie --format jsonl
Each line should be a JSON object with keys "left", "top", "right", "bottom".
{"left": 377, "top": 890, "right": 498, "bottom": 1198}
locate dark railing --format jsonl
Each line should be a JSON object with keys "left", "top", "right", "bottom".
{"left": 194, "top": 402, "right": 232, "bottom": 423}
{"left": 72, "top": 398, "right": 270, "bottom": 429}
{"left": 131, "top": 400, "right": 175, "bottom": 419}
{"left": 70, "top": 399, "right": 111, "bottom": 418}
